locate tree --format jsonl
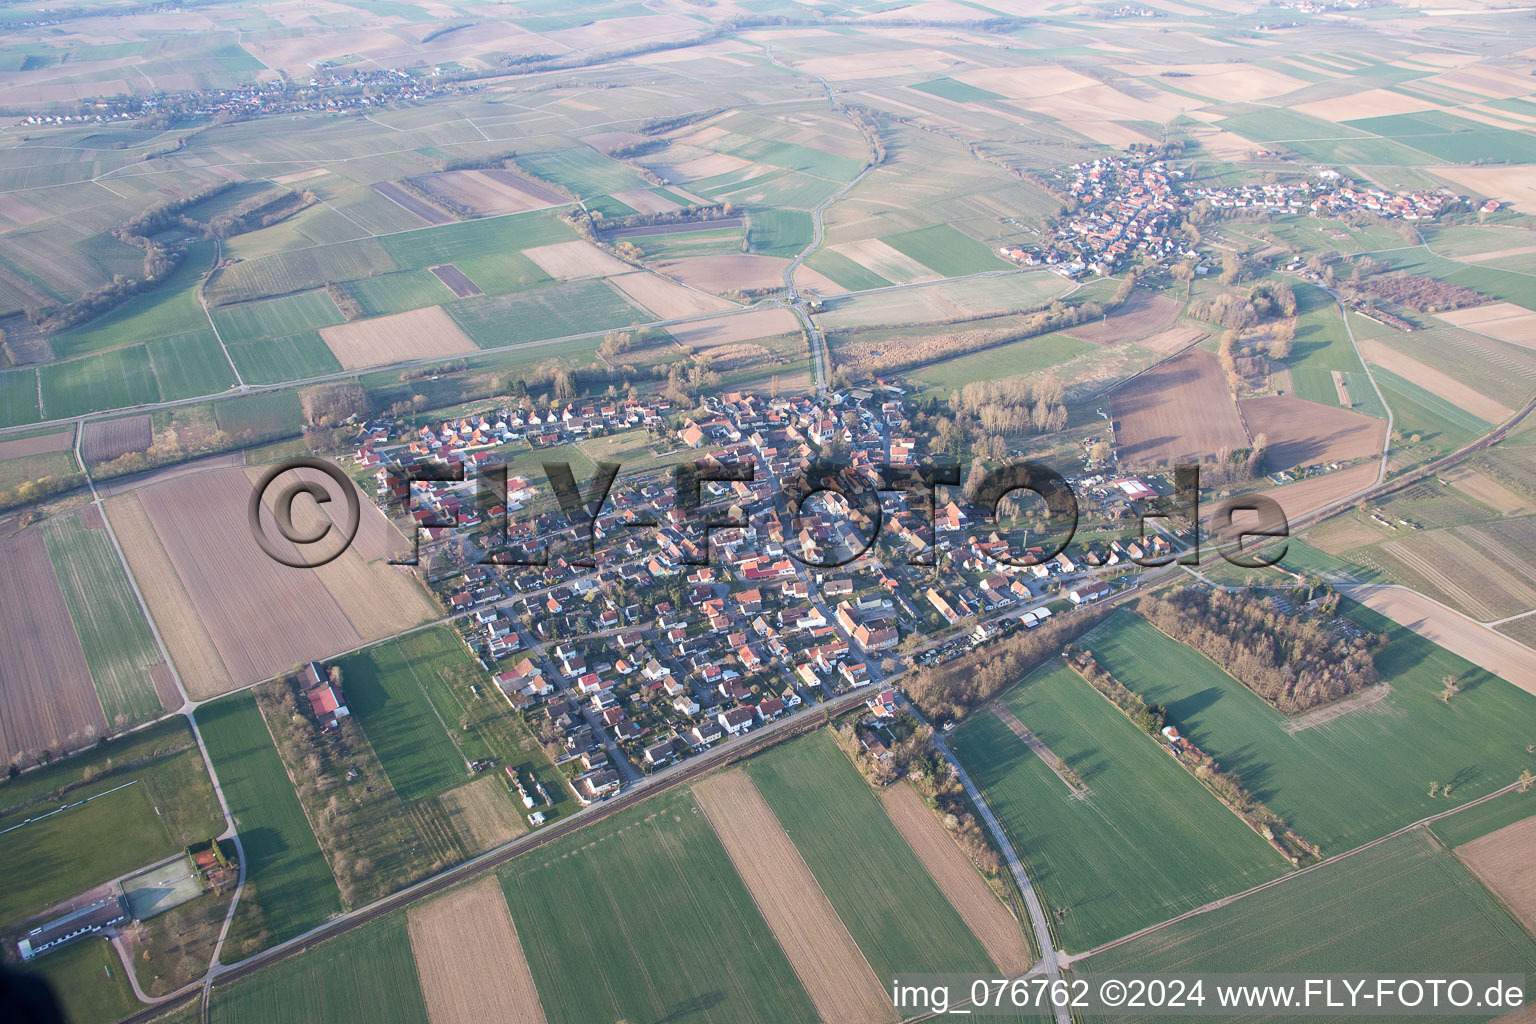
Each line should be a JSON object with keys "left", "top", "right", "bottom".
{"left": 1440, "top": 674, "right": 1461, "bottom": 703}
{"left": 1519, "top": 769, "right": 1534, "bottom": 793}
{"left": 1428, "top": 780, "right": 1439, "bottom": 797}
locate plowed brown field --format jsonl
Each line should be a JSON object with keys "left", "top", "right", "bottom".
{"left": 694, "top": 770, "right": 896, "bottom": 1024}
{"left": 408, "top": 876, "right": 548, "bottom": 1024}
{"left": 878, "top": 782, "right": 1032, "bottom": 975}
{"left": 1239, "top": 396, "right": 1386, "bottom": 470}
{"left": 1456, "top": 815, "right": 1536, "bottom": 933}
{"left": 1113, "top": 350, "right": 1249, "bottom": 467}
{"left": 0, "top": 527, "right": 105, "bottom": 766}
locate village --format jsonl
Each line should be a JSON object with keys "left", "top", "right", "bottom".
{"left": 344, "top": 386, "right": 1178, "bottom": 813}
{"left": 1000, "top": 153, "right": 1460, "bottom": 277}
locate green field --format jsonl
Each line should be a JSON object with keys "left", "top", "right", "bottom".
{"left": 211, "top": 290, "right": 345, "bottom": 344}
{"left": 448, "top": 249, "right": 550, "bottom": 296}
{"left": 226, "top": 332, "right": 342, "bottom": 384}
{"left": 882, "top": 223, "right": 1008, "bottom": 277}
{"left": 1217, "top": 108, "right": 1370, "bottom": 143}
{"left": 39, "top": 346, "right": 161, "bottom": 419}
{"left": 148, "top": 331, "right": 237, "bottom": 400}
{"left": 1431, "top": 787, "right": 1536, "bottom": 847}
{"left": 212, "top": 389, "right": 303, "bottom": 441}
{"left": 1280, "top": 282, "right": 1385, "bottom": 416}
{"left": 1079, "top": 829, "right": 1536, "bottom": 1023}
{"left": 345, "top": 269, "right": 452, "bottom": 317}
{"left": 805, "top": 248, "right": 893, "bottom": 291}
{"left": 199, "top": 693, "right": 341, "bottom": 954}
{"left": 0, "top": 446, "right": 76, "bottom": 492}
{"left": 1371, "top": 366, "right": 1490, "bottom": 451}
{"left": 747, "top": 208, "right": 813, "bottom": 258}
{"left": 20, "top": 936, "right": 140, "bottom": 1024}
{"left": 517, "top": 147, "right": 649, "bottom": 197}
{"left": 50, "top": 240, "right": 216, "bottom": 361}
{"left": 951, "top": 662, "right": 1291, "bottom": 953}
{"left": 911, "top": 331, "right": 1094, "bottom": 393}
{"left": 380, "top": 209, "right": 575, "bottom": 271}
{"left": 0, "top": 368, "right": 41, "bottom": 427}
{"left": 336, "top": 633, "right": 469, "bottom": 802}
{"left": 911, "top": 77, "right": 1006, "bottom": 103}
{"left": 446, "top": 278, "right": 645, "bottom": 348}
{"left": 746, "top": 729, "right": 999, "bottom": 978}
{"left": 0, "top": 717, "right": 223, "bottom": 928}
{"left": 1081, "top": 607, "right": 1536, "bottom": 854}
{"left": 499, "top": 787, "right": 819, "bottom": 1024}
{"left": 208, "top": 913, "right": 428, "bottom": 1024}
{"left": 41, "top": 511, "right": 165, "bottom": 726}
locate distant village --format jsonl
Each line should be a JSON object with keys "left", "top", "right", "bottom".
{"left": 348, "top": 387, "right": 1173, "bottom": 815}
{"left": 1000, "top": 154, "right": 1459, "bottom": 277}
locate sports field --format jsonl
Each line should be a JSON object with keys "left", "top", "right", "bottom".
{"left": 41, "top": 508, "right": 168, "bottom": 727}
{"left": 1081, "top": 608, "right": 1536, "bottom": 854}
{"left": 209, "top": 913, "right": 429, "bottom": 1024}
{"left": 746, "top": 729, "right": 1000, "bottom": 978}
{"left": 950, "top": 662, "right": 1291, "bottom": 953}
{"left": 498, "top": 787, "right": 819, "bottom": 1024}
{"left": 0, "top": 717, "right": 222, "bottom": 928}
{"left": 334, "top": 634, "right": 469, "bottom": 803}
{"left": 198, "top": 693, "right": 341, "bottom": 956}
{"left": 22, "top": 936, "right": 140, "bottom": 1024}
{"left": 1079, "top": 830, "right": 1536, "bottom": 1020}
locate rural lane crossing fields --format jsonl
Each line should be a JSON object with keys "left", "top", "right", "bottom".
{"left": 198, "top": 693, "right": 341, "bottom": 954}
{"left": 0, "top": 525, "right": 107, "bottom": 768}
{"left": 497, "top": 787, "right": 820, "bottom": 1024}
{"left": 42, "top": 508, "right": 171, "bottom": 727}
{"left": 949, "top": 662, "right": 1290, "bottom": 954}
{"left": 745, "top": 729, "right": 1003, "bottom": 979}
{"left": 407, "top": 876, "right": 548, "bottom": 1024}
{"left": 209, "top": 912, "right": 429, "bottom": 1024}
{"left": 1076, "top": 830, "right": 1536, "bottom": 1023}
{"left": 1082, "top": 608, "right": 1536, "bottom": 856}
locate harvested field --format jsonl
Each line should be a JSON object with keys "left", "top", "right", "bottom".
{"left": 1294, "top": 88, "right": 1437, "bottom": 122}
{"left": 1342, "top": 585, "right": 1536, "bottom": 692}
{"left": 104, "top": 490, "right": 232, "bottom": 698}
{"left": 830, "top": 238, "right": 938, "bottom": 285}
{"left": 81, "top": 415, "right": 151, "bottom": 464}
{"left": 1436, "top": 302, "right": 1536, "bottom": 349}
{"left": 877, "top": 782, "right": 1031, "bottom": 975}
{"left": 320, "top": 306, "right": 477, "bottom": 371}
{"left": 415, "top": 171, "right": 564, "bottom": 217}
{"left": 1112, "top": 350, "right": 1249, "bottom": 467}
{"left": 429, "top": 265, "right": 481, "bottom": 298}
{"left": 1440, "top": 464, "right": 1533, "bottom": 516}
{"left": 1358, "top": 338, "right": 1514, "bottom": 422}
{"left": 607, "top": 272, "right": 736, "bottom": 318}
{"left": 654, "top": 253, "right": 790, "bottom": 293}
{"left": 1140, "top": 325, "right": 1206, "bottom": 357}
{"left": 668, "top": 308, "right": 799, "bottom": 349}
{"left": 1333, "top": 369, "right": 1353, "bottom": 407}
{"left": 693, "top": 770, "right": 895, "bottom": 1024}
{"left": 436, "top": 776, "right": 524, "bottom": 853}
{"left": 1239, "top": 396, "right": 1386, "bottom": 470}
{"left": 1065, "top": 290, "right": 1182, "bottom": 345}
{"left": 408, "top": 876, "right": 547, "bottom": 1024}
{"left": 1073, "top": 120, "right": 1158, "bottom": 147}
{"left": 0, "top": 428, "right": 72, "bottom": 460}
{"left": 373, "top": 182, "right": 452, "bottom": 226}
{"left": 1463, "top": 245, "right": 1536, "bottom": 263}
{"left": 1234, "top": 461, "right": 1380, "bottom": 532}
{"left": 1457, "top": 815, "right": 1536, "bottom": 934}
{"left": 120, "top": 467, "right": 366, "bottom": 693}
{"left": 609, "top": 188, "right": 679, "bottom": 215}
{"left": 654, "top": 152, "right": 756, "bottom": 182}
{"left": 0, "top": 528, "right": 105, "bottom": 767}
{"left": 272, "top": 168, "right": 328, "bottom": 185}
{"left": 521, "top": 240, "right": 631, "bottom": 281}
{"left": 1430, "top": 165, "right": 1536, "bottom": 216}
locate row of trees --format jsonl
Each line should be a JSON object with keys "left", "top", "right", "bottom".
{"left": 1138, "top": 589, "right": 1380, "bottom": 714}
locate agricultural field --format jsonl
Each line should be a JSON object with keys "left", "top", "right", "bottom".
{"left": 816, "top": 273, "right": 1069, "bottom": 331}
{"left": 1455, "top": 814, "right": 1536, "bottom": 934}
{"left": 498, "top": 787, "right": 820, "bottom": 1024}
{"left": 0, "top": 368, "right": 41, "bottom": 427}
{"left": 1080, "top": 608, "right": 1536, "bottom": 855}
{"left": 333, "top": 634, "right": 471, "bottom": 803}
{"left": 1280, "top": 283, "right": 1384, "bottom": 416}
{"left": 198, "top": 692, "right": 341, "bottom": 957}
{"left": 320, "top": 305, "right": 477, "bottom": 370}
{"left": 0, "top": 716, "right": 223, "bottom": 929}
{"left": 1111, "top": 350, "right": 1249, "bottom": 467}
{"left": 0, "top": 525, "right": 107, "bottom": 768}
{"left": 1430, "top": 788, "right": 1536, "bottom": 848}
{"left": 20, "top": 936, "right": 140, "bottom": 1024}
{"left": 344, "top": 270, "right": 454, "bottom": 318}
{"left": 39, "top": 346, "right": 161, "bottom": 420}
{"left": 1079, "top": 830, "right": 1536, "bottom": 1022}
{"left": 41, "top": 508, "right": 170, "bottom": 727}
{"left": 80, "top": 416, "right": 150, "bottom": 464}
{"left": 950, "top": 662, "right": 1291, "bottom": 953}
{"left": 210, "top": 290, "right": 345, "bottom": 344}
{"left": 445, "top": 279, "right": 648, "bottom": 349}
{"left": 209, "top": 913, "right": 428, "bottom": 1024}
{"left": 745, "top": 729, "right": 1000, "bottom": 979}
{"left": 879, "top": 224, "right": 1010, "bottom": 278}
{"left": 407, "top": 877, "right": 547, "bottom": 1024}
{"left": 1239, "top": 396, "right": 1386, "bottom": 470}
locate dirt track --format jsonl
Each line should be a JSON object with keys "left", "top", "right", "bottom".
{"left": 694, "top": 770, "right": 896, "bottom": 1024}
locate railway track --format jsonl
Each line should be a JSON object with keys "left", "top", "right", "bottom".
{"left": 118, "top": 686, "right": 876, "bottom": 1024}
